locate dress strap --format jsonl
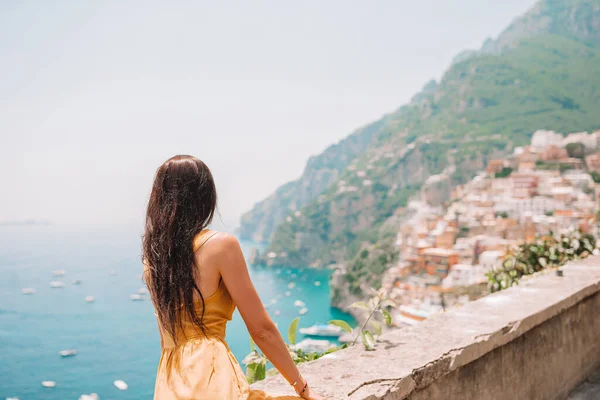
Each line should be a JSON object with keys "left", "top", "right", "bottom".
{"left": 193, "top": 230, "right": 219, "bottom": 252}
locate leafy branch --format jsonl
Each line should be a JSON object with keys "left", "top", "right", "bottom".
{"left": 330, "top": 288, "right": 394, "bottom": 351}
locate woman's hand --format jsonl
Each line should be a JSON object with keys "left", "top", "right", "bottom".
{"left": 299, "top": 385, "right": 326, "bottom": 400}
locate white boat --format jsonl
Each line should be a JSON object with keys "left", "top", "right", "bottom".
{"left": 298, "top": 307, "right": 308, "bottom": 315}
{"left": 79, "top": 394, "right": 100, "bottom": 400}
{"left": 41, "top": 381, "right": 56, "bottom": 388}
{"left": 273, "top": 309, "right": 281, "bottom": 316}
{"left": 113, "top": 380, "right": 128, "bottom": 391}
{"left": 53, "top": 269, "right": 66, "bottom": 277}
{"left": 314, "top": 281, "right": 321, "bottom": 287}
{"left": 73, "top": 279, "right": 82, "bottom": 285}
{"left": 50, "top": 281, "right": 65, "bottom": 288}
{"left": 85, "top": 296, "right": 95, "bottom": 303}
{"left": 293, "top": 338, "right": 335, "bottom": 353}
{"left": 130, "top": 294, "right": 144, "bottom": 301}
{"left": 21, "top": 288, "right": 36, "bottom": 295}
{"left": 299, "top": 324, "right": 343, "bottom": 338}
{"left": 287, "top": 282, "right": 296, "bottom": 289}
{"left": 137, "top": 287, "right": 148, "bottom": 295}
{"left": 284, "top": 291, "right": 291, "bottom": 297}
{"left": 59, "top": 349, "right": 77, "bottom": 357}
{"left": 293, "top": 300, "right": 306, "bottom": 308}
{"left": 6, "top": 397, "right": 19, "bottom": 400}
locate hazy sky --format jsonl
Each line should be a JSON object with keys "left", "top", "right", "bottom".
{"left": 0, "top": 0, "right": 537, "bottom": 230}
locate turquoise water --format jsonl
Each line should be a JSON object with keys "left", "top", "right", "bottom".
{"left": 0, "top": 226, "right": 353, "bottom": 399}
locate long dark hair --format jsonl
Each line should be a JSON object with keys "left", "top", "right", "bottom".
{"left": 142, "top": 155, "right": 217, "bottom": 341}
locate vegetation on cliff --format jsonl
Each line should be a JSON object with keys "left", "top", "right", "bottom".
{"left": 240, "top": 0, "right": 600, "bottom": 296}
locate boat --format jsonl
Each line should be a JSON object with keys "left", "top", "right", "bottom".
{"left": 293, "top": 300, "right": 305, "bottom": 308}
{"left": 284, "top": 291, "right": 291, "bottom": 297}
{"left": 52, "top": 269, "right": 66, "bottom": 277}
{"left": 287, "top": 282, "right": 296, "bottom": 289}
{"left": 293, "top": 338, "right": 335, "bottom": 353}
{"left": 298, "top": 307, "right": 308, "bottom": 315}
{"left": 50, "top": 281, "right": 65, "bottom": 288}
{"left": 79, "top": 394, "right": 100, "bottom": 400}
{"left": 73, "top": 279, "right": 82, "bottom": 285}
{"left": 338, "top": 332, "right": 355, "bottom": 344}
{"left": 130, "top": 294, "right": 144, "bottom": 301}
{"left": 314, "top": 281, "right": 321, "bottom": 287}
{"left": 41, "top": 381, "right": 56, "bottom": 388}
{"left": 113, "top": 380, "right": 128, "bottom": 391}
{"left": 299, "top": 324, "right": 343, "bottom": 338}
{"left": 273, "top": 310, "right": 281, "bottom": 316}
{"left": 59, "top": 349, "right": 77, "bottom": 357}
{"left": 137, "top": 287, "right": 148, "bottom": 295}
{"left": 85, "top": 296, "right": 95, "bottom": 303}
{"left": 21, "top": 288, "right": 36, "bottom": 295}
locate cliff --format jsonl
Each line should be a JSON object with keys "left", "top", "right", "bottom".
{"left": 240, "top": 0, "right": 600, "bottom": 297}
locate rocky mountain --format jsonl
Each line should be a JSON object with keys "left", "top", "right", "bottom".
{"left": 240, "top": 0, "right": 600, "bottom": 293}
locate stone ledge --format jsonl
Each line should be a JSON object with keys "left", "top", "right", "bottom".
{"left": 251, "top": 257, "right": 600, "bottom": 399}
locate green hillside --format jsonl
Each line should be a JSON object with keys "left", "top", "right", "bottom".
{"left": 242, "top": 0, "right": 600, "bottom": 292}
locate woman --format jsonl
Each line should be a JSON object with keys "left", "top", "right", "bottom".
{"left": 143, "top": 155, "right": 325, "bottom": 400}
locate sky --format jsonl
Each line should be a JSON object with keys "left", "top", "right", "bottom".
{"left": 0, "top": 0, "right": 538, "bottom": 231}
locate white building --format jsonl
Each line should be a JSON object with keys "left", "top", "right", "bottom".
{"left": 442, "top": 264, "right": 487, "bottom": 288}
{"left": 531, "top": 130, "right": 563, "bottom": 150}
{"left": 494, "top": 196, "right": 563, "bottom": 218}
{"left": 562, "top": 131, "right": 598, "bottom": 149}
{"left": 479, "top": 250, "right": 505, "bottom": 270}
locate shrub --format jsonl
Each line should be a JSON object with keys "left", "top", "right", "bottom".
{"left": 487, "top": 230, "right": 596, "bottom": 292}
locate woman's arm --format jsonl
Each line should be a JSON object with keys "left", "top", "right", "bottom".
{"left": 204, "top": 233, "right": 320, "bottom": 398}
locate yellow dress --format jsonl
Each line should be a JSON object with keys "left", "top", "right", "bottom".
{"left": 152, "top": 235, "right": 300, "bottom": 400}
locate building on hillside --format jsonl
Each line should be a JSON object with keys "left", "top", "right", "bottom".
{"left": 510, "top": 173, "right": 539, "bottom": 198}
{"left": 563, "top": 171, "right": 593, "bottom": 188}
{"left": 442, "top": 264, "right": 487, "bottom": 288}
{"left": 558, "top": 158, "right": 585, "bottom": 170}
{"left": 531, "top": 130, "right": 563, "bottom": 150}
{"left": 421, "top": 248, "right": 459, "bottom": 278}
{"left": 479, "top": 250, "right": 505, "bottom": 270}
{"left": 486, "top": 159, "right": 507, "bottom": 175}
{"left": 494, "top": 196, "right": 562, "bottom": 218}
{"left": 435, "top": 226, "right": 458, "bottom": 249}
{"left": 585, "top": 153, "right": 600, "bottom": 172}
{"left": 517, "top": 147, "right": 539, "bottom": 164}
{"left": 562, "top": 131, "right": 598, "bottom": 149}
{"left": 552, "top": 186, "right": 574, "bottom": 204}
{"left": 453, "top": 239, "right": 475, "bottom": 265}
{"left": 540, "top": 145, "right": 568, "bottom": 161}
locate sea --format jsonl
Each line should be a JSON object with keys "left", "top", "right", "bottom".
{"left": 0, "top": 225, "right": 354, "bottom": 400}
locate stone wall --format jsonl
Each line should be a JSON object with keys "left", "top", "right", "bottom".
{"left": 252, "top": 257, "right": 600, "bottom": 399}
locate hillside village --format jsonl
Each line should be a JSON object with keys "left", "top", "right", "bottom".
{"left": 382, "top": 129, "right": 600, "bottom": 326}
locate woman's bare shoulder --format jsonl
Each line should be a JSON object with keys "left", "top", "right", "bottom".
{"left": 198, "top": 231, "right": 242, "bottom": 259}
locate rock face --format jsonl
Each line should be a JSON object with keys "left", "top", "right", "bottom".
{"left": 240, "top": 0, "right": 600, "bottom": 290}
{"left": 239, "top": 119, "right": 384, "bottom": 243}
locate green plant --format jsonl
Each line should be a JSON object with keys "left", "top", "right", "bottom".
{"left": 494, "top": 167, "right": 513, "bottom": 178}
{"left": 242, "top": 317, "right": 346, "bottom": 384}
{"left": 487, "top": 230, "right": 596, "bottom": 292}
{"left": 566, "top": 142, "right": 585, "bottom": 159}
{"left": 330, "top": 288, "right": 394, "bottom": 351}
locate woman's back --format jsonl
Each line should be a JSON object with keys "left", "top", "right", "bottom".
{"left": 144, "top": 155, "right": 322, "bottom": 399}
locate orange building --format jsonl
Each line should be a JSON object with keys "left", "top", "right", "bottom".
{"left": 421, "top": 248, "right": 459, "bottom": 278}
{"left": 435, "top": 227, "right": 458, "bottom": 249}
{"left": 486, "top": 159, "right": 506, "bottom": 175}
{"left": 540, "top": 145, "right": 568, "bottom": 161}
